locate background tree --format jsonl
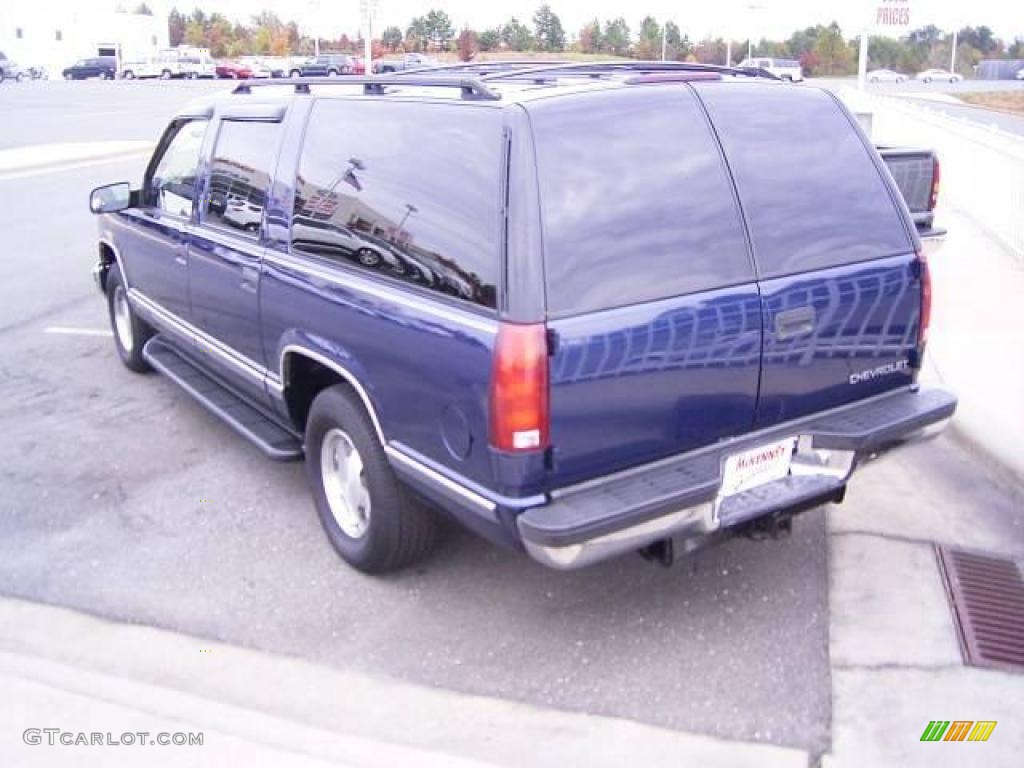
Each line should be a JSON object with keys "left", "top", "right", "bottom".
{"left": 479, "top": 27, "right": 501, "bottom": 51}
{"left": 133, "top": 3, "right": 153, "bottom": 15}
{"left": 456, "top": 29, "right": 479, "bottom": 61}
{"left": 635, "top": 16, "right": 661, "bottom": 60}
{"left": 602, "top": 17, "right": 631, "bottom": 56}
{"left": 578, "top": 19, "right": 602, "bottom": 54}
{"left": 533, "top": 5, "right": 565, "bottom": 52}
{"left": 500, "top": 17, "right": 534, "bottom": 51}
{"left": 168, "top": 8, "right": 186, "bottom": 46}
{"left": 405, "top": 16, "right": 428, "bottom": 52}
{"left": 812, "top": 22, "right": 851, "bottom": 75}
{"left": 381, "top": 26, "right": 403, "bottom": 52}
{"left": 424, "top": 9, "right": 455, "bottom": 51}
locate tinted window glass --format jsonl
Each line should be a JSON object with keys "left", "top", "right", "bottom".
{"left": 203, "top": 120, "right": 281, "bottom": 238}
{"left": 531, "top": 86, "right": 753, "bottom": 316}
{"left": 292, "top": 100, "right": 502, "bottom": 309}
{"left": 696, "top": 83, "right": 911, "bottom": 278}
{"left": 147, "top": 120, "right": 207, "bottom": 217}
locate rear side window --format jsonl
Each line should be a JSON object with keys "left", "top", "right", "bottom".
{"left": 292, "top": 100, "right": 502, "bottom": 309}
{"left": 696, "top": 83, "right": 911, "bottom": 278}
{"left": 530, "top": 86, "right": 753, "bottom": 317}
{"left": 202, "top": 120, "right": 282, "bottom": 238}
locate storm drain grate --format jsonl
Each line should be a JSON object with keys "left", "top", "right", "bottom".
{"left": 936, "top": 546, "right": 1024, "bottom": 673}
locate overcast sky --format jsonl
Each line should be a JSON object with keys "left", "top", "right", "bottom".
{"left": 147, "top": 1, "right": 1024, "bottom": 43}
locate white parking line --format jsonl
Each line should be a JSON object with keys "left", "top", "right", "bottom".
{"left": 44, "top": 327, "right": 113, "bottom": 337}
{"left": 0, "top": 151, "right": 152, "bottom": 182}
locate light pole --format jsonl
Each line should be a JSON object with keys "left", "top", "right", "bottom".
{"left": 950, "top": 28, "right": 958, "bottom": 74}
{"left": 397, "top": 203, "right": 417, "bottom": 232}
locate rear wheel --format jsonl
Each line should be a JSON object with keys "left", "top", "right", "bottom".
{"left": 123, "top": 70, "right": 135, "bottom": 80}
{"left": 160, "top": 69, "right": 172, "bottom": 80}
{"left": 327, "top": 68, "right": 339, "bottom": 77}
{"left": 106, "top": 265, "right": 153, "bottom": 373}
{"left": 306, "top": 385, "right": 436, "bottom": 573}
{"left": 290, "top": 69, "right": 302, "bottom": 78}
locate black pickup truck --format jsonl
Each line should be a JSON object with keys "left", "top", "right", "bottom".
{"left": 878, "top": 147, "right": 941, "bottom": 234}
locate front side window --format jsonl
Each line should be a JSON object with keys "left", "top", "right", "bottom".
{"left": 292, "top": 100, "right": 502, "bottom": 309}
{"left": 202, "top": 120, "right": 282, "bottom": 238}
{"left": 146, "top": 120, "right": 207, "bottom": 218}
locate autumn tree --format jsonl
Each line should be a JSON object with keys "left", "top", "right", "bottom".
{"left": 533, "top": 5, "right": 565, "bottom": 52}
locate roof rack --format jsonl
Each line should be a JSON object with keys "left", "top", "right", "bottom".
{"left": 476, "top": 60, "right": 780, "bottom": 83}
{"left": 231, "top": 75, "right": 501, "bottom": 101}
{"left": 389, "top": 60, "right": 573, "bottom": 76}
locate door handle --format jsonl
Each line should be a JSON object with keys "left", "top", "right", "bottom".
{"left": 174, "top": 255, "right": 187, "bottom": 266}
{"left": 775, "top": 306, "right": 816, "bottom": 340}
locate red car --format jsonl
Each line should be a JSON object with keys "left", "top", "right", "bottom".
{"left": 215, "top": 61, "right": 253, "bottom": 79}
{"left": 350, "top": 57, "right": 381, "bottom": 75}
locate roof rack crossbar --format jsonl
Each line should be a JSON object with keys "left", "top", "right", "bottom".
{"left": 476, "top": 60, "right": 779, "bottom": 82}
{"left": 232, "top": 76, "right": 501, "bottom": 101}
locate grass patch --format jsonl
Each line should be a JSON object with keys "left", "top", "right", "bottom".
{"left": 957, "top": 91, "right": 1024, "bottom": 117}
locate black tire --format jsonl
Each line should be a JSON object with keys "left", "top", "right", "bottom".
{"left": 306, "top": 385, "right": 436, "bottom": 573}
{"left": 290, "top": 69, "right": 302, "bottom": 78}
{"left": 105, "top": 265, "right": 153, "bottom": 373}
{"left": 123, "top": 70, "right": 135, "bottom": 80}
{"left": 161, "top": 69, "right": 172, "bottom": 80}
{"left": 356, "top": 248, "right": 380, "bottom": 267}
{"left": 327, "top": 68, "right": 339, "bottom": 77}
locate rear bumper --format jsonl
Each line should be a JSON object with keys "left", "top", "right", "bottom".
{"left": 517, "top": 386, "right": 956, "bottom": 569}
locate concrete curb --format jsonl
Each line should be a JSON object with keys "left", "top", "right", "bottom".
{"left": 0, "top": 597, "right": 809, "bottom": 768}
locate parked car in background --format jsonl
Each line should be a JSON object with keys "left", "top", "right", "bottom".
{"left": 120, "top": 58, "right": 164, "bottom": 79}
{"left": 916, "top": 68, "right": 962, "bottom": 83}
{"left": 1016, "top": 68, "right": 1024, "bottom": 80}
{"left": 867, "top": 69, "right": 907, "bottom": 83}
{"left": 0, "top": 55, "right": 24, "bottom": 82}
{"left": 178, "top": 50, "right": 216, "bottom": 79}
{"left": 62, "top": 57, "right": 117, "bottom": 80}
{"left": 350, "top": 56, "right": 380, "bottom": 75}
{"left": 0, "top": 51, "right": 15, "bottom": 82}
{"left": 239, "top": 57, "right": 277, "bottom": 78}
{"left": 216, "top": 60, "right": 254, "bottom": 79}
{"left": 376, "top": 53, "right": 437, "bottom": 73}
{"left": 88, "top": 62, "right": 955, "bottom": 575}
{"left": 738, "top": 57, "right": 803, "bottom": 81}
{"left": 293, "top": 54, "right": 354, "bottom": 77}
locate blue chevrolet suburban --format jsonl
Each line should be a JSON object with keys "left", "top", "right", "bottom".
{"left": 89, "top": 62, "right": 956, "bottom": 573}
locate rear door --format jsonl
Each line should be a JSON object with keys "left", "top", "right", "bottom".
{"left": 529, "top": 86, "right": 762, "bottom": 488}
{"left": 695, "top": 83, "right": 920, "bottom": 427}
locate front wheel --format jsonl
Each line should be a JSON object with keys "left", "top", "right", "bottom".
{"left": 306, "top": 385, "right": 436, "bottom": 573}
{"left": 160, "top": 69, "right": 172, "bottom": 80}
{"left": 290, "top": 69, "right": 302, "bottom": 78}
{"left": 356, "top": 248, "right": 381, "bottom": 267}
{"left": 106, "top": 265, "right": 153, "bottom": 373}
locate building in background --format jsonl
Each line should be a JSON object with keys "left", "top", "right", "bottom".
{"left": 0, "top": 0, "right": 169, "bottom": 75}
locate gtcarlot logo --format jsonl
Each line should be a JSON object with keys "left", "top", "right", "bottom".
{"left": 23, "top": 729, "right": 203, "bottom": 747}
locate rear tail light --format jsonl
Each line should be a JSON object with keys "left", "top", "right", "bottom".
{"left": 918, "top": 249, "right": 932, "bottom": 346}
{"left": 489, "top": 323, "right": 549, "bottom": 452}
{"left": 928, "top": 155, "right": 941, "bottom": 211}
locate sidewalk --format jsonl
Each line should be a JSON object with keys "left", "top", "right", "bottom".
{"left": 0, "top": 598, "right": 807, "bottom": 768}
{"left": 920, "top": 201, "right": 1024, "bottom": 479}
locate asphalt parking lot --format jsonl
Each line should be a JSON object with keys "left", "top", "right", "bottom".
{"left": 0, "top": 79, "right": 1018, "bottom": 757}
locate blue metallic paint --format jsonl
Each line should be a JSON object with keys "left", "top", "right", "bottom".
{"left": 546, "top": 285, "right": 763, "bottom": 487}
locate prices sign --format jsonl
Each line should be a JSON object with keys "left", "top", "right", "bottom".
{"left": 875, "top": 0, "right": 912, "bottom": 29}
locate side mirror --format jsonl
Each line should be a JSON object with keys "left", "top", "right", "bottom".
{"left": 89, "top": 182, "right": 132, "bottom": 214}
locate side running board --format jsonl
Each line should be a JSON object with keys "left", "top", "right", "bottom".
{"left": 142, "top": 336, "right": 303, "bottom": 461}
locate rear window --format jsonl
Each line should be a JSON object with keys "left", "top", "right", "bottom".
{"left": 696, "top": 83, "right": 911, "bottom": 278}
{"left": 530, "top": 86, "right": 753, "bottom": 317}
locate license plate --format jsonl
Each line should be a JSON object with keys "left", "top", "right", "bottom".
{"left": 720, "top": 437, "right": 796, "bottom": 497}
